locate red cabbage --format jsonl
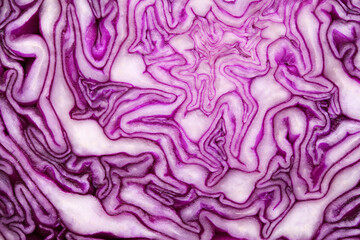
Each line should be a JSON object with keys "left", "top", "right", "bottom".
{"left": 0, "top": 0, "right": 360, "bottom": 239}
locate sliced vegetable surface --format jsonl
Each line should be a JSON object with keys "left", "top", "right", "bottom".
{"left": 0, "top": 0, "right": 360, "bottom": 239}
